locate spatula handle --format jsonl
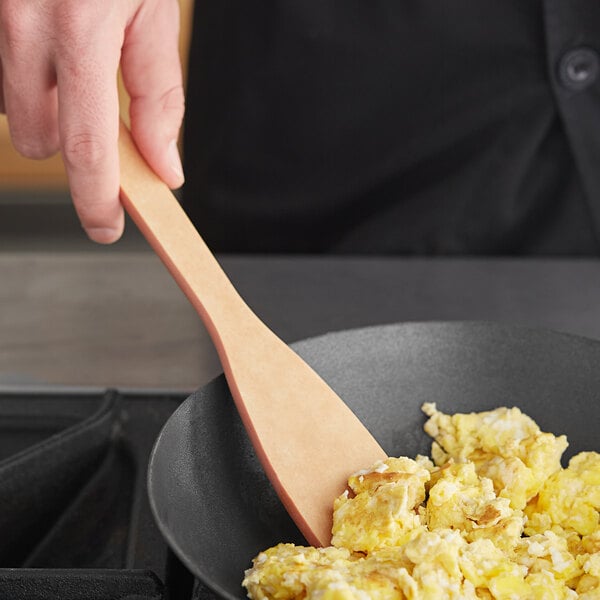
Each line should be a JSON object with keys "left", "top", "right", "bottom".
{"left": 118, "top": 122, "right": 387, "bottom": 548}
{"left": 118, "top": 122, "right": 251, "bottom": 347}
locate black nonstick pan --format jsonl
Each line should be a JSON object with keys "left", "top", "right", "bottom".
{"left": 148, "top": 321, "right": 600, "bottom": 599}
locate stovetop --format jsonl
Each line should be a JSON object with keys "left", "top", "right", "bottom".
{"left": 0, "top": 387, "right": 221, "bottom": 600}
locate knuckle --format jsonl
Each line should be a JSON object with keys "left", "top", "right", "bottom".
{"left": 53, "top": 0, "right": 85, "bottom": 31}
{"left": 0, "top": 1, "right": 29, "bottom": 49}
{"left": 160, "top": 85, "right": 185, "bottom": 119}
{"left": 130, "top": 84, "right": 185, "bottom": 132}
{"left": 53, "top": 0, "right": 102, "bottom": 49}
{"left": 62, "top": 132, "right": 107, "bottom": 170}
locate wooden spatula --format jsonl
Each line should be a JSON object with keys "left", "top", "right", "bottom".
{"left": 118, "top": 122, "right": 387, "bottom": 547}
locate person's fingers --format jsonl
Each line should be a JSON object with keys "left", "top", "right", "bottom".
{"left": 0, "top": 60, "right": 5, "bottom": 114}
{"left": 0, "top": 7, "right": 59, "bottom": 158}
{"left": 121, "top": 0, "right": 185, "bottom": 189}
{"left": 2, "top": 62, "right": 59, "bottom": 159}
{"left": 55, "top": 10, "right": 124, "bottom": 244}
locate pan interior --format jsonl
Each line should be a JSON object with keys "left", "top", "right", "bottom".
{"left": 147, "top": 321, "right": 600, "bottom": 600}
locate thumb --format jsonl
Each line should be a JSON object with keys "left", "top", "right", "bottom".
{"left": 121, "top": 0, "right": 185, "bottom": 189}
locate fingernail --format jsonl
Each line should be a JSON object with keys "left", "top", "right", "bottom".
{"left": 86, "top": 226, "right": 122, "bottom": 244}
{"left": 168, "top": 139, "right": 184, "bottom": 184}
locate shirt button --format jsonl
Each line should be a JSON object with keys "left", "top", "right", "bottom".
{"left": 558, "top": 47, "right": 600, "bottom": 91}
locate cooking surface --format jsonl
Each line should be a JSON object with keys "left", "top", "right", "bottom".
{"left": 2, "top": 251, "right": 600, "bottom": 599}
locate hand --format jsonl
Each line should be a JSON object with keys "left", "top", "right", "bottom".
{"left": 0, "top": 0, "right": 185, "bottom": 243}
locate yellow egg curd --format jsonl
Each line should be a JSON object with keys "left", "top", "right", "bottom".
{"left": 243, "top": 405, "right": 600, "bottom": 600}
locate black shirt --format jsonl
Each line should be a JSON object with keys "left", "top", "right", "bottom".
{"left": 182, "top": 0, "right": 600, "bottom": 255}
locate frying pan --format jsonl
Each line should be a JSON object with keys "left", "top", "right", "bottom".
{"left": 147, "top": 321, "right": 600, "bottom": 599}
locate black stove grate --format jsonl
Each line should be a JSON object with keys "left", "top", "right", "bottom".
{"left": 0, "top": 388, "right": 201, "bottom": 600}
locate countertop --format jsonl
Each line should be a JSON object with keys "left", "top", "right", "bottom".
{"left": 1, "top": 251, "right": 600, "bottom": 390}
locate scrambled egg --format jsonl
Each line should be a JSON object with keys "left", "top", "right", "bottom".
{"left": 243, "top": 404, "right": 600, "bottom": 599}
